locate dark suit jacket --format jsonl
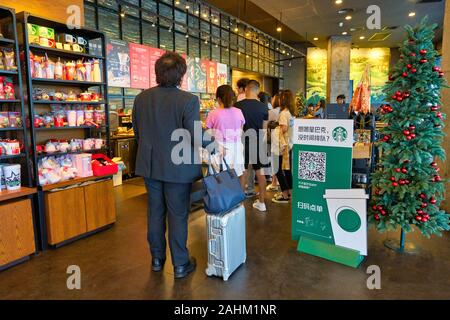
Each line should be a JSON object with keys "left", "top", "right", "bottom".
{"left": 132, "top": 86, "right": 212, "bottom": 183}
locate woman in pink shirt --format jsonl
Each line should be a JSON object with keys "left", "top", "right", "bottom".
{"left": 206, "top": 85, "right": 246, "bottom": 186}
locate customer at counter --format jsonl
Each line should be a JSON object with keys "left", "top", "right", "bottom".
{"left": 236, "top": 78, "right": 249, "bottom": 102}
{"left": 235, "top": 80, "right": 269, "bottom": 212}
{"left": 132, "top": 52, "right": 217, "bottom": 279}
{"left": 205, "top": 85, "right": 246, "bottom": 187}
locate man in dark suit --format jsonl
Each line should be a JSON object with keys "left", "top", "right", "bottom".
{"left": 132, "top": 52, "right": 216, "bottom": 279}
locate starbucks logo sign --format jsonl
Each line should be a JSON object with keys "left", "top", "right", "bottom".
{"left": 332, "top": 126, "right": 348, "bottom": 142}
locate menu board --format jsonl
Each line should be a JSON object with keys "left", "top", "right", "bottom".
{"left": 206, "top": 60, "right": 218, "bottom": 94}
{"left": 217, "top": 63, "right": 228, "bottom": 86}
{"left": 129, "top": 43, "right": 151, "bottom": 89}
{"left": 187, "top": 56, "right": 207, "bottom": 93}
{"left": 106, "top": 39, "right": 131, "bottom": 88}
{"left": 149, "top": 47, "right": 166, "bottom": 88}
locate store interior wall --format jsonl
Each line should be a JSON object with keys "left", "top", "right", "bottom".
{"left": 440, "top": 0, "right": 450, "bottom": 212}
{"left": 1, "top": 0, "right": 84, "bottom": 25}
{"left": 283, "top": 44, "right": 307, "bottom": 96}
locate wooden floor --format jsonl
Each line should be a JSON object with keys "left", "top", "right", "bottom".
{"left": 0, "top": 178, "right": 449, "bottom": 299}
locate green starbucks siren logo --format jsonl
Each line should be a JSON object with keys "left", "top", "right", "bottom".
{"left": 332, "top": 126, "right": 348, "bottom": 142}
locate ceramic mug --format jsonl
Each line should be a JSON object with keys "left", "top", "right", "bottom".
{"left": 3, "top": 164, "right": 21, "bottom": 191}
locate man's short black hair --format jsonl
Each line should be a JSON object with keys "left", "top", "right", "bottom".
{"left": 237, "top": 78, "right": 250, "bottom": 90}
{"left": 337, "top": 94, "right": 346, "bottom": 100}
{"left": 155, "top": 52, "right": 187, "bottom": 87}
{"left": 246, "top": 79, "right": 260, "bottom": 93}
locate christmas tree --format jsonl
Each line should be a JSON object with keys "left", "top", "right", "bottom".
{"left": 370, "top": 17, "right": 449, "bottom": 237}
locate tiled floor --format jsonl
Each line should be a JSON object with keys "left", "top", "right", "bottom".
{"left": 0, "top": 178, "right": 449, "bottom": 299}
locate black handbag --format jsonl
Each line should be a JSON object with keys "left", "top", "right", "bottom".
{"left": 202, "top": 157, "right": 246, "bottom": 215}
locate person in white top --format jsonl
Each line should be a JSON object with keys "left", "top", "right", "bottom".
{"left": 266, "top": 93, "right": 281, "bottom": 192}
{"left": 272, "top": 90, "right": 295, "bottom": 204}
{"left": 236, "top": 78, "right": 249, "bottom": 102}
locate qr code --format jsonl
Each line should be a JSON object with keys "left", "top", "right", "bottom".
{"left": 299, "top": 151, "right": 326, "bottom": 182}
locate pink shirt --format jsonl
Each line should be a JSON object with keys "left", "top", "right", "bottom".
{"left": 205, "top": 107, "right": 245, "bottom": 143}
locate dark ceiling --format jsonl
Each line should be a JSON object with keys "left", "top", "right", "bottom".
{"left": 206, "top": 0, "right": 445, "bottom": 48}
{"left": 204, "top": 0, "right": 307, "bottom": 44}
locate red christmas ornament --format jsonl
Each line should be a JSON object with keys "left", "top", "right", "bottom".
{"left": 433, "top": 66, "right": 440, "bottom": 72}
{"left": 372, "top": 205, "right": 378, "bottom": 210}
{"left": 420, "top": 59, "right": 427, "bottom": 64}
{"left": 401, "top": 168, "right": 408, "bottom": 174}
{"left": 403, "top": 130, "right": 410, "bottom": 136}
{"left": 422, "top": 217, "right": 429, "bottom": 223}
{"left": 410, "top": 52, "right": 416, "bottom": 57}
{"left": 390, "top": 176, "right": 396, "bottom": 181}
{"left": 411, "top": 68, "right": 417, "bottom": 73}
{"left": 431, "top": 105, "right": 440, "bottom": 111}
{"left": 417, "top": 209, "right": 424, "bottom": 214}
{"left": 420, "top": 49, "right": 427, "bottom": 55}
{"left": 439, "top": 72, "right": 444, "bottom": 78}
{"left": 406, "top": 136, "right": 412, "bottom": 141}
{"left": 395, "top": 168, "right": 401, "bottom": 173}
{"left": 423, "top": 214, "right": 430, "bottom": 220}
{"left": 405, "top": 179, "right": 410, "bottom": 184}
{"left": 377, "top": 206, "right": 383, "bottom": 211}
{"left": 409, "top": 125, "right": 415, "bottom": 131}
{"left": 421, "top": 203, "right": 428, "bottom": 208}
{"left": 397, "top": 97, "right": 403, "bottom": 102}
{"left": 380, "top": 210, "right": 386, "bottom": 216}
{"left": 383, "top": 135, "right": 391, "bottom": 142}
{"left": 419, "top": 193, "right": 426, "bottom": 199}
{"left": 399, "top": 180, "right": 406, "bottom": 185}
{"left": 374, "top": 214, "right": 380, "bottom": 221}
{"left": 430, "top": 198, "right": 437, "bottom": 204}
{"left": 392, "top": 182, "right": 399, "bottom": 187}
{"left": 388, "top": 75, "right": 394, "bottom": 81}
{"left": 431, "top": 162, "right": 438, "bottom": 167}
{"left": 415, "top": 216, "right": 422, "bottom": 221}
{"left": 403, "top": 159, "right": 410, "bottom": 164}
{"left": 402, "top": 72, "right": 408, "bottom": 77}
{"left": 406, "top": 64, "right": 412, "bottom": 69}
{"left": 410, "top": 133, "right": 416, "bottom": 138}
{"left": 375, "top": 190, "right": 380, "bottom": 195}
{"left": 391, "top": 95, "right": 397, "bottom": 100}
{"left": 436, "top": 112, "right": 443, "bottom": 119}
{"left": 434, "top": 175, "right": 442, "bottom": 182}
{"left": 403, "top": 92, "right": 410, "bottom": 98}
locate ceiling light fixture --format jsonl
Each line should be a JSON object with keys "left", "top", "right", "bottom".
{"left": 120, "top": 11, "right": 125, "bottom": 18}
{"left": 359, "top": 36, "right": 365, "bottom": 40}
{"left": 342, "top": 31, "right": 348, "bottom": 35}
{"left": 175, "top": 0, "right": 180, "bottom": 5}
{"left": 276, "top": 26, "right": 282, "bottom": 32}
{"left": 345, "top": 15, "right": 352, "bottom": 20}
{"left": 335, "top": 0, "right": 343, "bottom": 4}
{"left": 234, "top": 27, "right": 239, "bottom": 32}
{"left": 409, "top": 12, "right": 416, "bottom": 17}
{"left": 185, "top": 34, "right": 189, "bottom": 38}
{"left": 339, "top": 22, "right": 344, "bottom": 27}
{"left": 313, "top": 37, "right": 319, "bottom": 41}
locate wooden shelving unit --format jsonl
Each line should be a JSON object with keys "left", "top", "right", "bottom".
{"left": 0, "top": 6, "right": 37, "bottom": 272}
{"left": 17, "top": 12, "right": 115, "bottom": 250}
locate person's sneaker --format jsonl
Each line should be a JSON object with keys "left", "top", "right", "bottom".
{"left": 272, "top": 193, "right": 290, "bottom": 203}
{"left": 266, "top": 185, "right": 279, "bottom": 192}
{"left": 253, "top": 200, "right": 267, "bottom": 212}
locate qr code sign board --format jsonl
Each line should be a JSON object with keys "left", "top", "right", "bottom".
{"left": 299, "top": 151, "right": 326, "bottom": 182}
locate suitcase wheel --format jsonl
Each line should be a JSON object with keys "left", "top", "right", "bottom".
{"left": 205, "top": 267, "right": 214, "bottom": 277}
{"left": 223, "top": 275, "right": 229, "bottom": 281}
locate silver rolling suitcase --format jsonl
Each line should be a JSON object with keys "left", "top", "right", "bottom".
{"left": 205, "top": 204, "right": 246, "bottom": 281}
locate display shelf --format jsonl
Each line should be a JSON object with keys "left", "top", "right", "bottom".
{"left": 0, "top": 153, "right": 26, "bottom": 160}
{"left": 0, "top": 99, "right": 20, "bottom": 103}
{"left": 32, "top": 78, "right": 105, "bottom": 87}
{"left": 37, "top": 148, "right": 105, "bottom": 158}
{"left": 28, "top": 44, "right": 104, "bottom": 60}
{"left": 0, "top": 37, "right": 15, "bottom": 45}
{"left": 0, "top": 187, "right": 37, "bottom": 202}
{"left": 0, "top": 127, "right": 23, "bottom": 131}
{"left": 35, "top": 125, "right": 105, "bottom": 131}
{"left": 40, "top": 174, "right": 112, "bottom": 192}
{"left": 33, "top": 100, "right": 106, "bottom": 105}
{"left": 0, "top": 69, "right": 18, "bottom": 75}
